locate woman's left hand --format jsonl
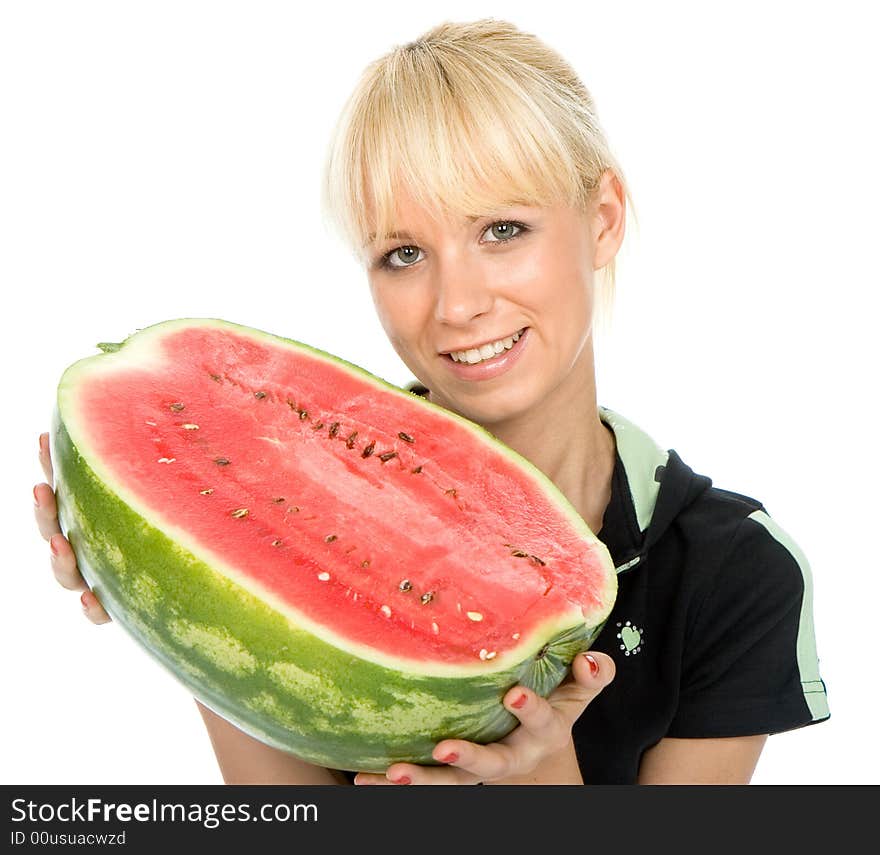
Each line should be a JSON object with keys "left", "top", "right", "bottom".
{"left": 353, "top": 650, "right": 615, "bottom": 785}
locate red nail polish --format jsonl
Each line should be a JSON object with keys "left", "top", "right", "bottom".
{"left": 393, "top": 775, "right": 411, "bottom": 785}
{"left": 439, "top": 752, "right": 459, "bottom": 764}
{"left": 510, "top": 692, "right": 527, "bottom": 709}
{"left": 584, "top": 654, "right": 600, "bottom": 677}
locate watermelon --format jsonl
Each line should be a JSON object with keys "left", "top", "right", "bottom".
{"left": 51, "top": 318, "right": 617, "bottom": 772}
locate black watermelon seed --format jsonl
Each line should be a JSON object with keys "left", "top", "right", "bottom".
{"left": 379, "top": 451, "right": 397, "bottom": 463}
{"left": 214, "top": 457, "right": 230, "bottom": 466}
{"left": 312, "top": 421, "right": 325, "bottom": 430}
{"left": 169, "top": 402, "right": 185, "bottom": 412}
{"left": 529, "top": 555, "right": 547, "bottom": 566}
{"left": 271, "top": 539, "right": 283, "bottom": 547}
{"left": 511, "top": 550, "right": 529, "bottom": 558}
{"left": 536, "top": 644, "right": 550, "bottom": 660}
{"left": 420, "top": 591, "right": 434, "bottom": 605}
{"left": 329, "top": 422, "right": 340, "bottom": 438}
{"left": 346, "top": 432, "right": 358, "bottom": 449}
{"left": 254, "top": 391, "right": 267, "bottom": 399}
{"left": 324, "top": 534, "right": 338, "bottom": 543}
{"left": 272, "top": 497, "right": 286, "bottom": 504}
{"left": 398, "top": 579, "right": 413, "bottom": 592}
{"left": 299, "top": 410, "right": 308, "bottom": 420}
{"left": 361, "top": 441, "right": 375, "bottom": 458}
{"left": 210, "top": 373, "right": 222, "bottom": 382}
{"left": 361, "top": 560, "right": 370, "bottom": 568}
{"left": 411, "top": 465, "right": 423, "bottom": 474}
{"left": 398, "top": 432, "right": 415, "bottom": 443}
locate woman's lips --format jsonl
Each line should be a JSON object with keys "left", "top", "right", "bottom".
{"left": 442, "top": 327, "right": 530, "bottom": 381}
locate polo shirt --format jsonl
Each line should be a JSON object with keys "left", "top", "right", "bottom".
{"left": 338, "top": 391, "right": 830, "bottom": 783}
{"left": 573, "top": 405, "right": 829, "bottom": 783}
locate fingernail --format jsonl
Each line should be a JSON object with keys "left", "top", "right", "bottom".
{"left": 50, "top": 536, "right": 59, "bottom": 556}
{"left": 584, "top": 653, "right": 600, "bottom": 677}
{"left": 510, "top": 692, "right": 527, "bottom": 709}
{"left": 439, "top": 752, "right": 459, "bottom": 764}
{"left": 80, "top": 592, "right": 90, "bottom": 611}
{"left": 33, "top": 485, "right": 40, "bottom": 507}
{"left": 392, "top": 775, "right": 411, "bottom": 785}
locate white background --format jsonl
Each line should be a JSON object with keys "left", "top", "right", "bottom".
{"left": 2, "top": 0, "right": 877, "bottom": 784}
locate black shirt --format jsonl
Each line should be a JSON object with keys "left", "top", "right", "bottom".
{"left": 574, "top": 405, "right": 830, "bottom": 782}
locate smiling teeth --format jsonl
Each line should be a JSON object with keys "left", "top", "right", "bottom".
{"left": 451, "top": 330, "right": 523, "bottom": 364}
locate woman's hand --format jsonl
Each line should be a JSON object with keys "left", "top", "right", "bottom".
{"left": 34, "top": 431, "right": 111, "bottom": 624}
{"left": 353, "top": 649, "right": 615, "bottom": 785}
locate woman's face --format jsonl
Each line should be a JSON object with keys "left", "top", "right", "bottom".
{"left": 365, "top": 180, "right": 613, "bottom": 429}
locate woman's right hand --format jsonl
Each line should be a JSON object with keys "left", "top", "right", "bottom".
{"left": 35, "top": 431, "right": 111, "bottom": 624}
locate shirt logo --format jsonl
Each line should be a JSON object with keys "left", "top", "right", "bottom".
{"left": 616, "top": 620, "right": 644, "bottom": 656}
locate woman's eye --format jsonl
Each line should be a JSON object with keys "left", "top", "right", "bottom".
{"left": 483, "top": 221, "right": 523, "bottom": 242}
{"left": 379, "top": 221, "right": 526, "bottom": 270}
{"left": 383, "top": 245, "right": 424, "bottom": 269}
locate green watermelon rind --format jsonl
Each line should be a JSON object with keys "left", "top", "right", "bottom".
{"left": 51, "top": 318, "right": 616, "bottom": 772}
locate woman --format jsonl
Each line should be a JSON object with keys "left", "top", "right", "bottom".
{"left": 33, "top": 18, "right": 829, "bottom": 784}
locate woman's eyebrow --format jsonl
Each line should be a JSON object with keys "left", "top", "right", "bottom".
{"left": 366, "top": 229, "right": 417, "bottom": 245}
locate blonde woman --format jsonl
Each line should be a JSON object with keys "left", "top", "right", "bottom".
{"left": 33, "top": 18, "right": 829, "bottom": 785}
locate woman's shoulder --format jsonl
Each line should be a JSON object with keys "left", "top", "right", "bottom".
{"left": 679, "top": 478, "right": 810, "bottom": 582}
{"left": 660, "top": 460, "right": 813, "bottom": 604}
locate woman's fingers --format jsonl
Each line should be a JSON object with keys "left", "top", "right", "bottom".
{"left": 354, "top": 760, "right": 481, "bottom": 786}
{"left": 34, "top": 438, "right": 113, "bottom": 624}
{"left": 33, "top": 482, "right": 60, "bottom": 542}
{"left": 448, "top": 651, "right": 616, "bottom": 781}
{"left": 544, "top": 651, "right": 616, "bottom": 725}
{"left": 430, "top": 741, "right": 515, "bottom": 783}
{"left": 351, "top": 773, "right": 392, "bottom": 785}
{"left": 38, "top": 432, "right": 54, "bottom": 488}
{"left": 34, "top": 479, "right": 83, "bottom": 591}
{"left": 48, "top": 533, "right": 85, "bottom": 591}
{"left": 48, "top": 535, "right": 113, "bottom": 623}
{"left": 81, "top": 589, "right": 112, "bottom": 625}
{"left": 35, "top": 433, "right": 61, "bottom": 542}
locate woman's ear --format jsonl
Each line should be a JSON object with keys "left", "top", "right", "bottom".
{"left": 591, "top": 169, "right": 626, "bottom": 270}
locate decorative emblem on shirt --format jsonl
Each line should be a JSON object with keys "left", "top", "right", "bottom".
{"left": 616, "top": 620, "right": 644, "bottom": 656}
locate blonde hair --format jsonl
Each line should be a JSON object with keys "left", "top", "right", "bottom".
{"left": 321, "top": 18, "right": 637, "bottom": 337}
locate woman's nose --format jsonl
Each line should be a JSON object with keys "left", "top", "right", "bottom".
{"left": 432, "top": 261, "right": 495, "bottom": 326}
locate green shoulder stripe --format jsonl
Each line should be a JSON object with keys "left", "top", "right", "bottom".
{"left": 747, "top": 510, "right": 830, "bottom": 722}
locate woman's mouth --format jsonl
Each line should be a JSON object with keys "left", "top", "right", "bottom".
{"left": 441, "top": 328, "right": 530, "bottom": 381}
{"left": 447, "top": 328, "right": 526, "bottom": 364}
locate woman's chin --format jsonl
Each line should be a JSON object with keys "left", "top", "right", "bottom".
{"left": 429, "top": 381, "right": 539, "bottom": 429}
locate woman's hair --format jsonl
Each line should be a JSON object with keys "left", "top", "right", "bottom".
{"left": 321, "top": 18, "right": 636, "bottom": 337}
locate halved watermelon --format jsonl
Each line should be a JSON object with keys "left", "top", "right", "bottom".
{"left": 51, "top": 318, "right": 616, "bottom": 772}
